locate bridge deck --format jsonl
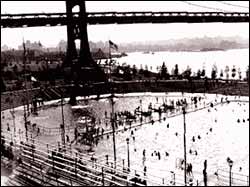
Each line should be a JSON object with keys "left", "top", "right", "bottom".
{"left": 1, "top": 11, "right": 249, "bottom": 28}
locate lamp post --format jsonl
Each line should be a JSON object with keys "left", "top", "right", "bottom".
{"left": 126, "top": 138, "right": 130, "bottom": 171}
{"left": 60, "top": 92, "right": 65, "bottom": 150}
{"left": 10, "top": 95, "right": 16, "bottom": 136}
{"left": 110, "top": 96, "right": 117, "bottom": 169}
{"left": 182, "top": 106, "right": 187, "bottom": 186}
{"left": 122, "top": 159, "right": 125, "bottom": 171}
{"left": 140, "top": 99, "right": 142, "bottom": 123}
{"left": 227, "top": 157, "right": 233, "bottom": 186}
{"left": 105, "top": 154, "right": 109, "bottom": 165}
{"left": 109, "top": 41, "right": 111, "bottom": 82}
{"left": 22, "top": 98, "right": 28, "bottom": 142}
{"left": 170, "top": 171, "right": 176, "bottom": 185}
{"left": 203, "top": 160, "right": 207, "bottom": 186}
{"left": 45, "top": 56, "right": 49, "bottom": 86}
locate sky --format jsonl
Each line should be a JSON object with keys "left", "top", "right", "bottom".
{"left": 1, "top": 1, "right": 249, "bottom": 49}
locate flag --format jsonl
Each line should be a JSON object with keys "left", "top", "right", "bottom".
{"left": 31, "top": 76, "right": 37, "bottom": 82}
{"left": 23, "top": 39, "right": 26, "bottom": 53}
{"left": 23, "top": 38, "right": 28, "bottom": 57}
{"left": 109, "top": 40, "right": 118, "bottom": 51}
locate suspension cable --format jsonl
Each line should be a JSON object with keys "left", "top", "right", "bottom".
{"left": 181, "top": 1, "right": 233, "bottom": 12}
{"left": 216, "top": 1, "right": 249, "bottom": 9}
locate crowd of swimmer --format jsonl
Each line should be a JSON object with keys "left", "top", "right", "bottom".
{"left": 73, "top": 95, "right": 248, "bottom": 147}
{"left": 72, "top": 95, "right": 248, "bottom": 177}
{"left": 74, "top": 96, "right": 191, "bottom": 146}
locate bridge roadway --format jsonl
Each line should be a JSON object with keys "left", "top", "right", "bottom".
{"left": 1, "top": 11, "right": 249, "bottom": 28}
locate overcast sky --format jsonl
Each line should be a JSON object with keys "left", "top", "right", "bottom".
{"left": 1, "top": 1, "right": 249, "bottom": 49}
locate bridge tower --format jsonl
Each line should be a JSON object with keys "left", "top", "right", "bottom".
{"left": 65, "top": 0, "right": 106, "bottom": 105}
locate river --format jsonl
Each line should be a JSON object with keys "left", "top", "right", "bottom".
{"left": 115, "top": 48, "right": 249, "bottom": 79}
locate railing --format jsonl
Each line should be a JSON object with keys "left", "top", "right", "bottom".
{"left": 215, "top": 169, "right": 249, "bottom": 186}
{"left": 1, "top": 11, "right": 249, "bottom": 28}
{"left": 2, "top": 131, "right": 163, "bottom": 185}
{"left": 3, "top": 125, "right": 203, "bottom": 186}
{"left": 1, "top": 11, "right": 249, "bottom": 19}
{"left": 1, "top": 135, "right": 162, "bottom": 186}
{"left": 1, "top": 80, "right": 249, "bottom": 112}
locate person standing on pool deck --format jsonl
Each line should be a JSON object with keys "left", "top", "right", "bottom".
{"left": 203, "top": 160, "right": 207, "bottom": 186}
{"left": 143, "top": 149, "right": 146, "bottom": 157}
{"left": 7, "top": 123, "right": 10, "bottom": 131}
{"left": 144, "top": 166, "right": 147, "bottom": 176}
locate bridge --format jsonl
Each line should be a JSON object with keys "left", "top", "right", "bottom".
{"left": 1, "top": 0, "right": 249, "bottom": 104}
{"left": 1, "top": 11, "right": 249, "bottom": 28}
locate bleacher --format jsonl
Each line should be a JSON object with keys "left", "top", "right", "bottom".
{"left": 1, "top": 134, "right": 152, "bottom": 186}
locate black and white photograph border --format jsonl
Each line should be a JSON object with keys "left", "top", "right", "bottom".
{"left": 1, "top": 1, "right": 249, "bottom": 186}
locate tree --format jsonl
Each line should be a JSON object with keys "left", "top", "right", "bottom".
{"left": 123, "top": 65, "right": 132, "bottom": 81}
{"left": 132, "top": 64, "right": 137, "bottom": 76}
{"left": 225, "top": 65, "right": 230, "bottom": 80}
{"left": 201, "top": 62, "right": 206, "bottom": 77}
{"left": 201, "top": 69, "right": 206, "bottom": 77}
{"left": 211, "top": 64, "right": 218, "bottom": 80}
{"left": 174, "top": 64, "right": 179, "bottom": 77}
{"left": 163, "top": 62, "right": 170, "bottom": 80}
{"left": 139, "top": 64, "right": 144, "bottom": 75}
{"left": 237, "top": 67, "right": 241, "bottom": 80}
{"left": 183, "top": 66, "right": 192, "bottom": 80}
{"left": 156, "top": 66, "right": 160, "bottom": 72}
{"left": 220, "top": 69, "right": 223, "bottom": 79}
{"left": 114, "top": 65, "right": 121, "bottom": 76}
{"left": 231, "top": 65, "right": 236, "bottom": 79}
{"left": 144, "top": 65, "right": 150, "bottom": 77}
{"left": 197, "top": 69, "right": 201, "bottom": 79}
{"left": 160, "top": 62, "right": 167, "bottom": 79}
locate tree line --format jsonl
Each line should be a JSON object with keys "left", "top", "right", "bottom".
{"left": 111, "top": 61, "right": 249, "bottom": 82}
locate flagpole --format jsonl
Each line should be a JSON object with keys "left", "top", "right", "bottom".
{"left": 23, "top": 39, "right": 29, "bottom": 115}
{"left": 108, "top": 40, "right": 112, "bottom": 82}
{"left": 23, "top": 38, "right": 29, "bottom": 142}
{"left": 109, "top": 40, "right": 111, "bottom": 60}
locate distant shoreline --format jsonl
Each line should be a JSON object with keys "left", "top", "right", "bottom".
{"left": 124, "top": 47, "right": 248, "bottom": 53}
{"left": 200, "top": 48, "right": 225, "bottom": 52}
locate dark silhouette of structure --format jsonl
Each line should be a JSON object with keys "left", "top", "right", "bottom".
{"left": 1, "top": 12, "right": 249, "bottom": 28}
{"left": 64, "top": 1, "right": 106, "bottom": 104}
{"left": 0, "top": 77, "right": 6, "bottom": 93}
{"left": 1, "top": 1, "right": 249, "bottom": 105}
